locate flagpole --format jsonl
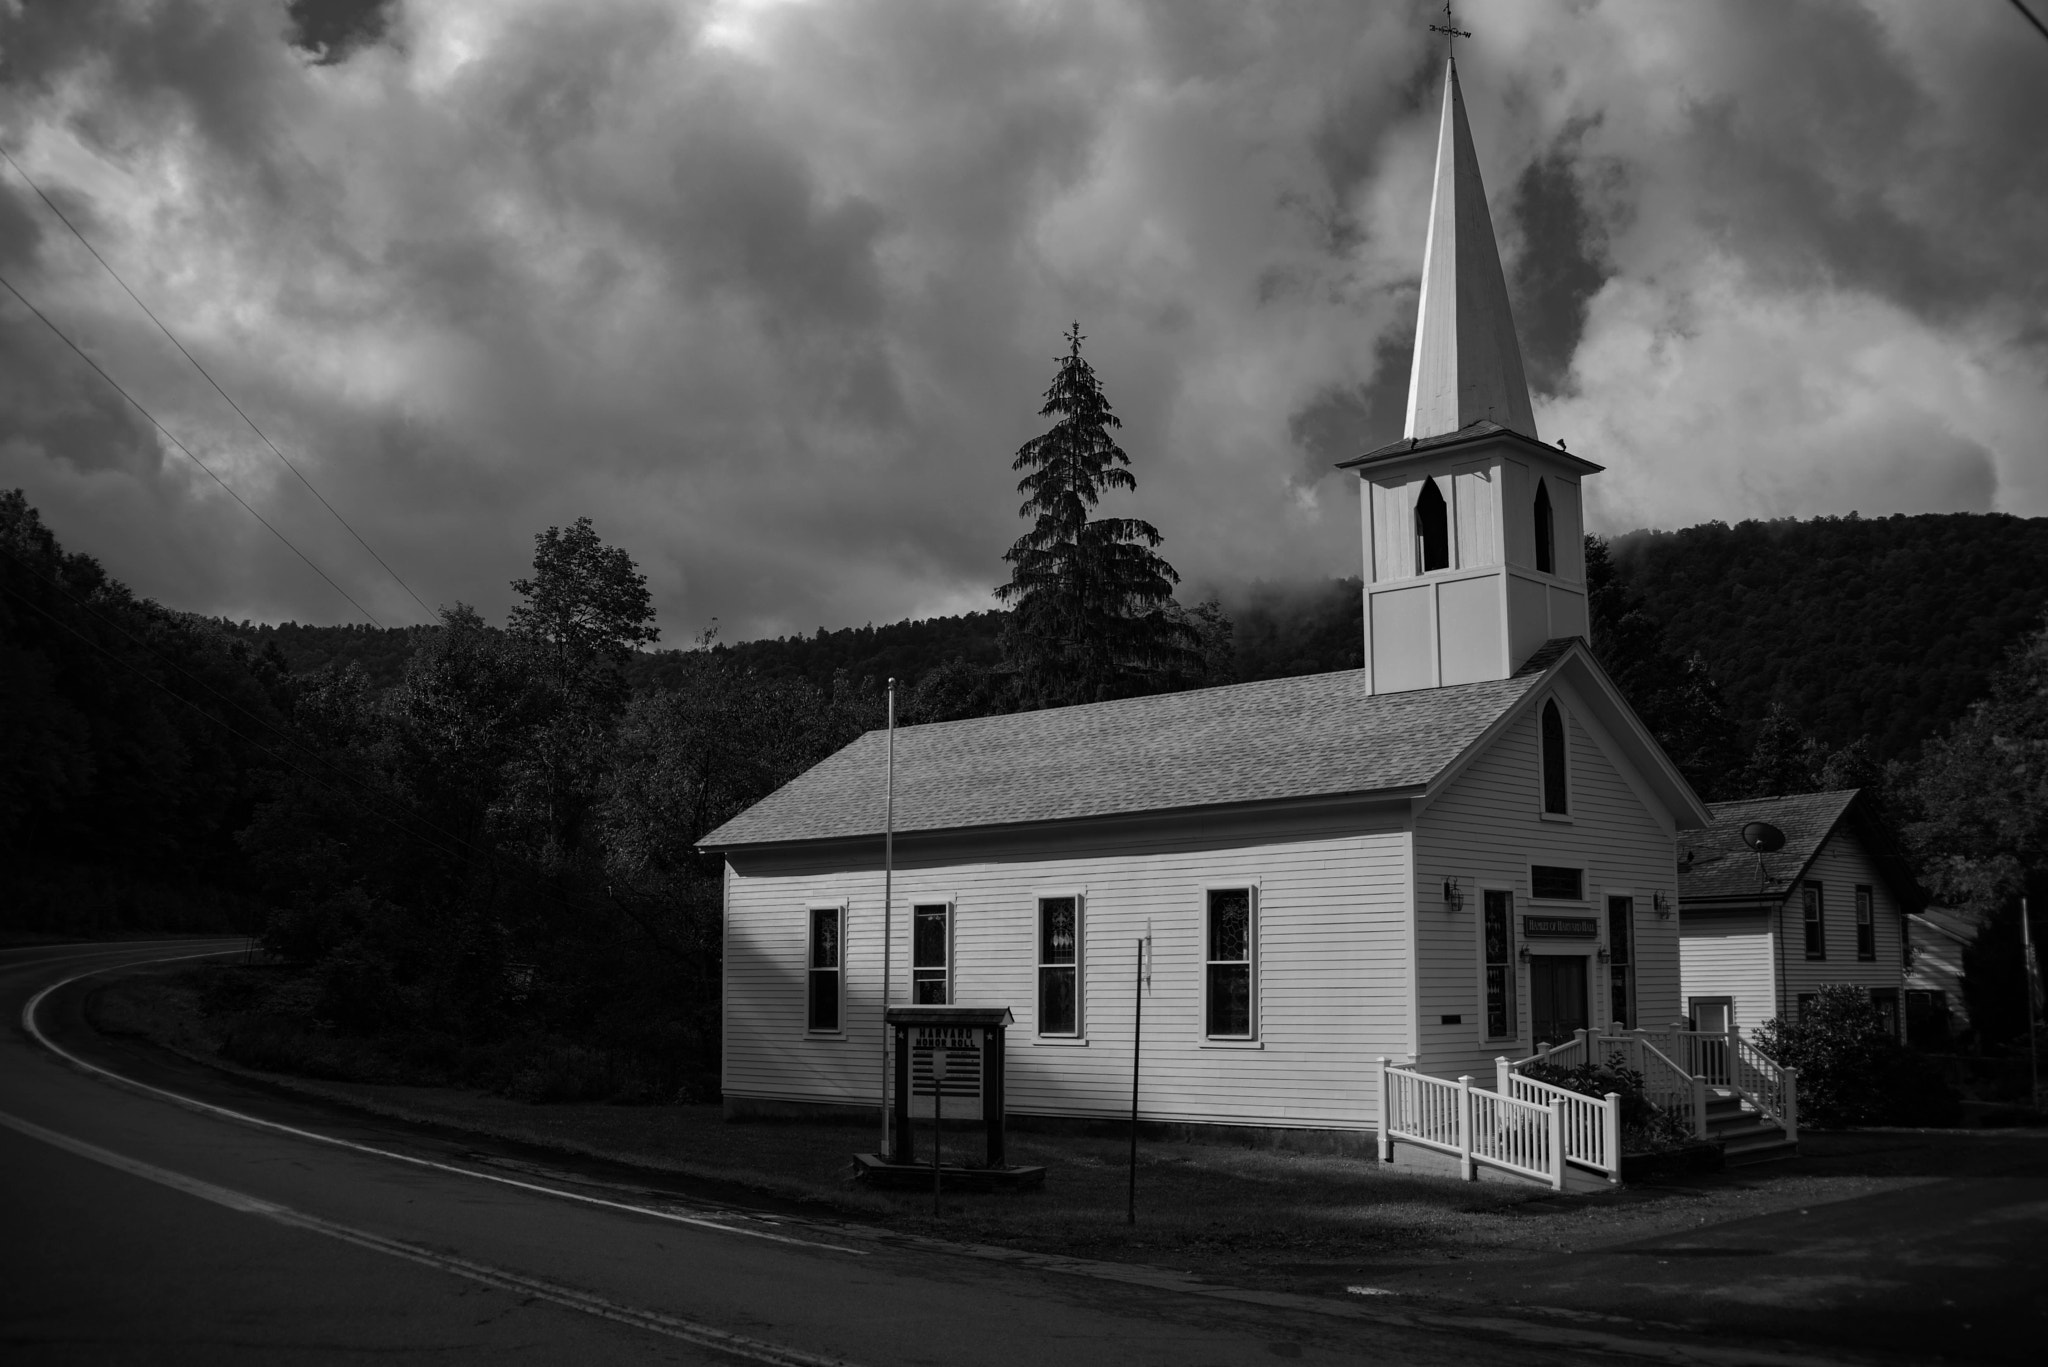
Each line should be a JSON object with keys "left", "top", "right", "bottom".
{"left": 880, "top": 679, "right": 897, "bottom": 1157}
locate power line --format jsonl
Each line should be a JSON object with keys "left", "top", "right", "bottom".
{"left": 2013, "top": 0, "right": 2048, "bottom": 45}
{"left": 0, "top": 268, "right": 384, "bottom": 626}
{"left": 0, "top": 144, "right": 437, "bottom": 623}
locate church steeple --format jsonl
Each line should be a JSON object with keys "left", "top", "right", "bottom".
{"left": 1337, "top": 56, "right": 1600, "bottom": 696}
{"left": 1403, "top": 60, "right": 1537, "bottom": 442}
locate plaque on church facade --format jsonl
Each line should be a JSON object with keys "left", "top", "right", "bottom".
{"left": 1523, "top": 915, "right": 1599, "bottom": 939}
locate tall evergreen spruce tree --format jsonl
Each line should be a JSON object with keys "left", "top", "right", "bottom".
{"left": 998, "top": 325, "right": 1194, "bottom": 706}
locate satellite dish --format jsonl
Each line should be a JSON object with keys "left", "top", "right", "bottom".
{"left": 1741, "top": 821, "right": 1786, "bottom": 854}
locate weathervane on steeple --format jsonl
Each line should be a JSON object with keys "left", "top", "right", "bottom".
{"left": 1430, "top": 2, "right": 1471, "bottom": 60}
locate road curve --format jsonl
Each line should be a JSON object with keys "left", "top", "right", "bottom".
{"left": 1, "top": 941, "right": 1809, "bottom": 1366}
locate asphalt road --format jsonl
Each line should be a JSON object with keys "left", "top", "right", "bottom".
{"left": 5, "top": 940, "right": 2040, "bottom": 1366}
{"left": 0, "top": 940, "right": 1645, "bottom": 1366}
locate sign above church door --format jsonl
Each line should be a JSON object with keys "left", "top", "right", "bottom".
{"left": 1523, "top": 915, "right": 1599, "bottom": 939}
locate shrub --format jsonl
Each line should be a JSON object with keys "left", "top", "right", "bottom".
{"left": 1752, "top": 984, "right": 1962, "bottom": 1127}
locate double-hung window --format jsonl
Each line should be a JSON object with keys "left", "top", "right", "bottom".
{"left": 1855, "top": 885, "right": 1876, "bottom": 961}
{"left": 912, "top": 902, "right": 951, "bottom": 1004}
{"left": 806, "top": 907, "right": 841, "bottom": 1033}
{"left": 1205, "top": 888, "right": 1256, "bottom": 1039}
{"left": 1802, "top": 881, "right": 1826, "bottom": 959}
{"left": 1483, "top": 889, "right": 1516, "bottom": 1040}
{"left": 1037, "top": 896, "right": 1080, "bottom": 1036}
{"left": 1607, "top": 895, "right": 1636, "bottom": 1029}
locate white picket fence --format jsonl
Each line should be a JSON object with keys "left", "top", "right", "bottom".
{"left": 1377, "top": 1058, "right": 1588, "bottom": 1190}
{"left": 1498, "top": 1062, "right": 1622, "bottom": 1181}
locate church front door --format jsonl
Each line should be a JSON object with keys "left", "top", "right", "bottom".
{"left": 1529, "top": 954, "right": 1589, "bottom": 1048}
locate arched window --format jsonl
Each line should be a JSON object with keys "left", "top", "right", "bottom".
{"left": 1534, "top": 479, "right": 1555, "bottom": 574}
{"left": 1541, "top": 699, "right": 1569, "bottom": 815}
{"left": 1415, "top": 478, "right": 1450, "bottom": 573}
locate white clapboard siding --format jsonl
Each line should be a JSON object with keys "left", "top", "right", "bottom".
{"left": 1410, "top": 677, "right": 1680, "bottom": 1082}
{"left": 723, "top": 809, "right": 1414, "bottom": 1131}
{"left": 1679, "top": 911, "right": 1776, "bottom": 1030}
{"left": 1780, "top": 824, "right": 1907, "bottom": 1005}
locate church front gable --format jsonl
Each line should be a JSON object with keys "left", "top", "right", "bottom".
{"left": 1410, "top": 673, "right": 1683, "bottom": 1083}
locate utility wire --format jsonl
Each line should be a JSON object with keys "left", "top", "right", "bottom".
{"left": 0, "top": 144, "right": 437, "bottom": 622}
{"left": 0, "top": 268, "right": 384, "bottom": 626}
{"left": 2013, "top": 0, "right": 2048, "bottom": 45}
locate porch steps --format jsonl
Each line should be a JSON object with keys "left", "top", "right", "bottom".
{"left": 1703, "top": 1088, "right": 1797, "bottom": 1166}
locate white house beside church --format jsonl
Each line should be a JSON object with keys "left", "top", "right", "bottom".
{"left": 1677, "top": 790, "right": 1924, "bottom": 1042}
{"left": 701, "top": 60, "right": 1714, "bottom": 1144}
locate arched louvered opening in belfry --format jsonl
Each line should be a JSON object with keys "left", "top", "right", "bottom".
{"left": 1534, "top": 479, "right": 1555, "bottom": 574}
{"left": 1414, "top": 477, "right": 1450, "bottom": 572}
{"left": 1541, "top": 698, "right": 1569, "bottom": 814}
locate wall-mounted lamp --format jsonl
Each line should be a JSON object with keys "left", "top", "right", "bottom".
{"left": 1653, "top": 890, "right": 1672, "bottom": 920}
{"left": 1596, "top": 947, "right": 1612, "bottom": 965}
{"left": 1517, "top": 945, "right": 1530, "bottom": 964}
{"left": 1442, "top": 877, "right": 1464, "bottom": 913}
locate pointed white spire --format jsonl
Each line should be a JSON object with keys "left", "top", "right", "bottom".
{"left": 1402, "top": 60, "right": 1537, "bottom": 442}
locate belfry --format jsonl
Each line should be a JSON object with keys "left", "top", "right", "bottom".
{"left": 1340, "top": 59, "right": 1600, "bottom": 694}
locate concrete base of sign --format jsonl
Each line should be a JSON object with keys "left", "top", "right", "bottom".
{"left": 851, "top": 1152, "right": 1046, "bottom": 1191}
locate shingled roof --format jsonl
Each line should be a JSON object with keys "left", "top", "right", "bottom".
{"left": 1677, "top": 790, "right": 1923, "bottom": 910}
{"left": 700, "top": 641, "right": 1582, "bottom": 850}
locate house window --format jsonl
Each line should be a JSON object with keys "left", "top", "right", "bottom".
{"left": 912, "top": 902, "right": 950, "bottom": 1004}
{"left": 1870, "top": 988, "right": 1900, "bottom": 1039}
{"left": 1534, "top": 479, "right": 1555, "bottom": 574}
{"left": 1483, "top": 889, "right": 1515, "bottom": 1039}
{"left": 807, "top": 907, "right": 841, "bottom": 1033}
{"left": 1855, "top": 885, "right": 1876, "bottom": 961}
{"left": 1531, "top": 864, "right": 1583, "bottom": 900}
{"left": 1796, "top": 992, "right": 1816, "bottom": 1020}
{"left": 1541, "top": 700, "right": 1569, "bottom": 815}
{"left": 1038, "top": 896, "right": 1080, "bottom": 1036}
{"left": 1206, "top": 888, "right": 1256, "bottom": 1039}
{"left": 1803, "top": 881, "right": 1825, "bottom": 959}
{"left": 1607, "top": 895, "right": 1636, "bottom": 1029}
{"left": 1415, "top": 478, "right": 1450, "bottom": 572}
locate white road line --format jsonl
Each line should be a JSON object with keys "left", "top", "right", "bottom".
{"left": 0, "top": 1106, "right": 859, "bottom": 1367}
{"left": 21, "top": 951, "right": 863, "bottom": 1257}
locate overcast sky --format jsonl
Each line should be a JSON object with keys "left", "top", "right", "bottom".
{"left": 2, "top": 0, "right": 2044, "bottom": 643}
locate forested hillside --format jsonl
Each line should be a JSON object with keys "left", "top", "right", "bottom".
{"left": 1609, "top": 513, "right": 2048, "bottom": 762}
{"left": 223, "top": 511, "right": 2048, "bottom": 767}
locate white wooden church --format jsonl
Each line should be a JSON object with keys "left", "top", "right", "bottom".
{"left": 702, "top": 61, "right": 1715, "bottom": 1148}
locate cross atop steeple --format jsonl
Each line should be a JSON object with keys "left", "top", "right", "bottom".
{"left": 1429, "top": 3, "right": 1471, "bottom": 60}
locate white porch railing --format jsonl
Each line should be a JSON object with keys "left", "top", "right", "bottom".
{"left": 1497, "top": 1061, "right": 1621, "bottom": 1181}
{"left": 1515, "top": 1023, "right": 1798, "bottom": 1145}
{"left": 1639, "top": 1023, "right": 1799, "bottom": 1142}
{"left": 1378, "top": 1058, "right": 1566, "bottom": 1190}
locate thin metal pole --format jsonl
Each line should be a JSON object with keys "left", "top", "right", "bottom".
{"left": 2024, "top": 894, "right": 2040, "bottom": 1110}
{"left": 1127, "top": 937, "right": 1143, "bottom": 1225}
{"left": 879, "top": 680, "right": 896, "bottom": 1158}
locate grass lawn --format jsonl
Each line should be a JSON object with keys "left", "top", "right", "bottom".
{"left": 89, "top": 963, "right": 1975, "bottom": 1291}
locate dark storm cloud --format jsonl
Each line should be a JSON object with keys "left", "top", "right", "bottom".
{"left": 1509, "top": 136, "right": 1609, "bottom": 399}
{"left": 0, "top": 0, "right": 2043, "bottom": 638}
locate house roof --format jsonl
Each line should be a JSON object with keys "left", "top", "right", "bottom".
{"left": 1909, "top": 906, "right": 1981, "bottom": 945}
{"left": 1677, "top": 789, "right": 1925, "bottom": 911}
{"left": 700, "top": 641, "right": 1585, "bottom": 851}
